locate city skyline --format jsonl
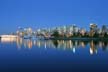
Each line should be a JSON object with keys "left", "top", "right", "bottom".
{"left": 0, "top": 0, "right": 108, "bottom": 71}
{"left": 0, "top": 0, "right": 108, "bottom": 34}
{"left": 0, "top": 23, "right": 108, "bottom": 35}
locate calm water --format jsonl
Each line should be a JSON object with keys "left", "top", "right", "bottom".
{"left": 0, "top": 37, "right": 108, "bottom": 72}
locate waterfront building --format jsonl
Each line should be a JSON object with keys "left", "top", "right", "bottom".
{"left": 16, "top": 27, "right": 24, "bottom": 37}
{"left": 89, "top": 23, "right": 98, "bottom": 37}
{"left": 102, "top": 25, "right": 108, "bottom": 33}
{"left": 90, "top": 23, "right": 98, "bottom": 31}
{"left": 79, "top": 28, "right": 86, "bottom": 36}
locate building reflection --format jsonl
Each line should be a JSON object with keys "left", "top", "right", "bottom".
{"left": 90, "top": 40, "right": 98, "bottom": 55}
{"left": 100, "top": 41, "right": 108, "bottom": 51}
{"left": 17, "top": 39, "right": 108, "bottom": 54}
{"left": 16, "top": 37, "right": 23, "bottom": 48}
{"left": 1, "top": 37, "right": 108, "bottom": 55}
{"left": 89, "top": 40, "right": 108, "bottom": 55}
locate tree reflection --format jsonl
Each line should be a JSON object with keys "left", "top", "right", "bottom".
{"left": 51, "top": 40, "right": 58, "bottom": 48}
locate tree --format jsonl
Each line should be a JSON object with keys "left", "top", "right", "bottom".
{"left": 51, "top": 30, "right": 60, "bottom": 38}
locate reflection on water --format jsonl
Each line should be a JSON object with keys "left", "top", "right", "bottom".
{"left": 0, "top": 37, "right": 108, "bottom": 55}
{"left": 1, "top": 37, "right": 17, "bottom": 43}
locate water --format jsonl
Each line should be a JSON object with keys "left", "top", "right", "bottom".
{"left": 0, "top": 37, "right": 108, "bottom": 72}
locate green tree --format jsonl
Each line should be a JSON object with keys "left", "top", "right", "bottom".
{"left": 51, "top": 30, "right": 60, "bottom": 38}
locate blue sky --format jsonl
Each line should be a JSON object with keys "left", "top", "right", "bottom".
{"left": 0, "top": 0, "right": 108, "bottom": 34}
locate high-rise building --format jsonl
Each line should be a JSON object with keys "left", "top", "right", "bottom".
{"left": 90, "top": 23, "right": 98, "bottom": 32}
{"left": 80, "top": 28, "right": 86, "bottom": 36}
{"left": 89, "top": 23, "right": 98, "bottom": 37}
{"left": 102, "top": 25, "right": 108, "bottom": 33}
